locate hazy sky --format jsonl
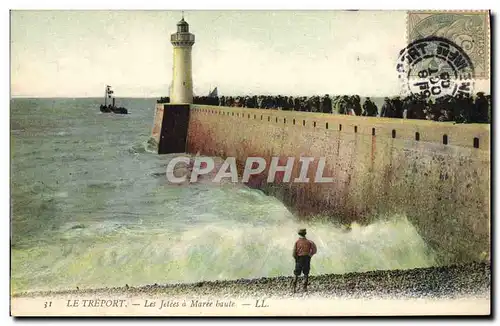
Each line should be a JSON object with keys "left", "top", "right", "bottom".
{"left": 11, "top": 10, "right": 490, "bottom": 97}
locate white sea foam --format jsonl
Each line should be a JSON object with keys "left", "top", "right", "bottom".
{"left": 11, "top": 211, "right": 435, "bottom": 293}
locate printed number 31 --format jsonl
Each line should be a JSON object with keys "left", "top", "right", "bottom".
{"left": 44, "top": 301, "right": 52, "bottom": 308}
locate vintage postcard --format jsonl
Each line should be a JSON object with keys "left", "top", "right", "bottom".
{"left": 10, "top": 10, "right": 491, "bottom": 317}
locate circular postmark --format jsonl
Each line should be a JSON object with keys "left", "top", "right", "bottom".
{"left": 396, "top": 36, "right": 475, "bottom": 100}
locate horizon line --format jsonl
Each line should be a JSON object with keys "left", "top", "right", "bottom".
{"left": 12, "top": 93, "right": 490, "bottom": 99}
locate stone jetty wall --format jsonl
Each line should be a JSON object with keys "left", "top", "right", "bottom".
{"left": 183, "top": 104, "right": 490, "bottom": 266}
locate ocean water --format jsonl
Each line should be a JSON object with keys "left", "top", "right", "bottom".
{"left": 10, "top": 98, "right": 435, "bottom": 293}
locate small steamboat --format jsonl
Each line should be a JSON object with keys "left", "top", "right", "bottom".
{"left": 100, "top": 85, "right": 128, "bottom": 114}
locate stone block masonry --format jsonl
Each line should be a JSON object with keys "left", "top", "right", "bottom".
{"left": 153, "top": 103, "right": 490, "bottom": 266}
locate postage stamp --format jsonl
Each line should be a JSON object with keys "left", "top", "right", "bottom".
{"left": 407, "top": 11, "right": 490, "bottom": 79}
{"left": 10, "top": 10, "right": 491, "bottom": 317}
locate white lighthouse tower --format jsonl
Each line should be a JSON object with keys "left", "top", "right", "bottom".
{"left": 169, "top": 15, "right": 195, "bottom": 104}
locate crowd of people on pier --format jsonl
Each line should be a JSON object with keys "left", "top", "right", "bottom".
{"left": 157, "top": 92, "right": 491, "bottom": 123}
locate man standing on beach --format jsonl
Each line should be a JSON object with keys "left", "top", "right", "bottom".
{"left": 292, "top": 228, "right": 317, "bottom": 293}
